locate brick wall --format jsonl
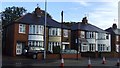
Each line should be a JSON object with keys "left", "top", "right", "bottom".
{"left": 62, "top": 54, "right": 81, "bottom": 59}
{"left": 37, "top": 54, "right": 81, "bottom": 60}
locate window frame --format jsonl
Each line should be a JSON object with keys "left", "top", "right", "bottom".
{"left": 19, "top": 24, "right": 26, "bottom": 34}
{"left": 63, "top": 29, "right": 68, "bottom": 37}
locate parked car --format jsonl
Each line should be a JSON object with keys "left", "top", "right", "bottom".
{"left": 61, "top": 49, "right": 78, "bottom": 54}
{"left": 23, "top": 47, "right": 52, "bottom": 59}
{"left": 23, "top": 47, "right": 44, "bottom": 59}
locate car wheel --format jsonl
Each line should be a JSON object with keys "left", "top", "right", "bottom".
{"left": 33, "top": 54, "right": 37, "bottom": 59}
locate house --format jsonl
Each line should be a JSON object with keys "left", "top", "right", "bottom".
{"left": 64, "top": 17, "right": 111, "bottom": 57}
{"left": 2, "top": 6, "right": 71, "bottom": 56}
{"left": 105, "top": 23, "right": 120, "bottom": 57}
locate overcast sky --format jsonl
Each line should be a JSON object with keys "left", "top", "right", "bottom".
{"left": 0, "top": 0, "right": 119, "bottom": 29}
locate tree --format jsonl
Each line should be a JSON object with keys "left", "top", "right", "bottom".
{"left": 1, "top": 6, "right": 27, "bottom": 27}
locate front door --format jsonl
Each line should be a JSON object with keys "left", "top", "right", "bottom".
{"left": 16, "top": 42, "right": 22, "bottom": 55}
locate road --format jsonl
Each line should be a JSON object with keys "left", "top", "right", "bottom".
{"left": 2, "top": 56, "right": 120, "bottom": 68}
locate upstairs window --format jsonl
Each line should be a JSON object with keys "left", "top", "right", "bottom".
{"left": 63, "top": 29, "right": 68, "bottom": 37}
{"left": 116, "top": 35, "right": 119, "bottom": 41}
{"left": 49, "top": 28, "right": 61, "bottom": 36}
{"left": 86, "top": 32, "right": 95, "bottom": 39}
{"left": 80, "top": 31, "right": 85, "bottom": 38}
{"left": 106, "top": 34, "right": 109, "bottom": 39}
{"left": 19, "top": 24, "right": 26, "bottom": 34}
{"left": 29, "top": 25, "right": 44, "bottom": 35}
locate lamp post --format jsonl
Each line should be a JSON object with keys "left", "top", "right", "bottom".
{"left": 43, "top": 0, "right": 47, "bottom": 60}
{"left": 77, "top": 38, "right": 81, "bottom": 60}
{"left": 118, "top": 45, "right": 120, "bottom": 60}
{"left": 60, "top": 11, "right": 63, "bottom": 59}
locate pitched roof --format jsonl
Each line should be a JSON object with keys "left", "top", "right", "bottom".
{"left": 71, "top": 22, "right": 108, "bottom": 33}
{"left": 14, "top": 13, "right": 69, "bottom": 29}
{"left": 105, "top": 27, "right": 120, "bottom": 35}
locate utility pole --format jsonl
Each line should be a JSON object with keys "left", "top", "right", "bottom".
{"left": 44, "top": 0, "right": 47, "bottom": 60}
{"left": 61, "top": 11, "right": 63, "bottom": 54}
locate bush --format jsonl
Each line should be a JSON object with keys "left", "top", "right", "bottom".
{"left": 53, "top": 46, "right": 60, "bottom": 54}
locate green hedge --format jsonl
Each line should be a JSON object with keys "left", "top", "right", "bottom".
{"left": 53, "top": 46, "right": 60, "bottom": 54}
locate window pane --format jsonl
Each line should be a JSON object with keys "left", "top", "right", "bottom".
{"left": 63, "top": 29, "right": 68, "bottom": 37}
{"left": 19, "top": 24, "right": 26, "bottom": 33}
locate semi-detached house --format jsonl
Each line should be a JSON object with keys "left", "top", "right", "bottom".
{"left": 64, "top": 17, "right": 111, "bottom": 57}
{"left": 2, "top": 7, "right": 71, "bottom": 56}
{"left": 3, "top": 7, "right": 118, "bottom": 58}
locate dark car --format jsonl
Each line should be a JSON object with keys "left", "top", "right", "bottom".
{"left": 23, "top": 47, "right": 44, "bottom": 59}
{"left": 23, "top": 47, "right": 52, "bottom": 59}
{"left": 61, "top": 49, "right": 78, "bottom": 54}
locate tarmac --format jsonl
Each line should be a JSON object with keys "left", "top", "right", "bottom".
{"left": 2, "top": 55, "right": 120, "bottom": 68}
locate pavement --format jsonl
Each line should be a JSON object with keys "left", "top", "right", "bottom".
{"left": 2, "top": 55, "right": 120, "bottom": 68}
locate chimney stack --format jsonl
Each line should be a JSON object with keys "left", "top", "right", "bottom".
{"left": 82, "top": 17, "right": 88, "bottom": 24}
{"left": 35, "top": 6, "right": 42, "bottom": 17}
{"left": 112, "top": 23, "right": 117, "bottom": 29}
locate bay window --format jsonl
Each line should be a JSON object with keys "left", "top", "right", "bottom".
{"left": 28, "top": 41, "right": 43, "bottom": 47}
{"left": 81, "top": 44, "right": 88, "bottom": 52}
{"left": 86, "top": 32, "right": 95, "bottom": 39}
{"left": 29, "top": 25, "right": 44, "bottom": 35}
{"left": 49, "top": 28, "right": 61, "bottom": 36}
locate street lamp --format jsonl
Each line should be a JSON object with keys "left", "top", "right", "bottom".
{"left": 77, "top": 38, "right": 81, "bottom": 60}
{"left": 43, "top": 0, "right": 47, "bottom": 60}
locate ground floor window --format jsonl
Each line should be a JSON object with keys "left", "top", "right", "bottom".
{"left": 48, "top": 42, "right": 61, "bottom": 53}
{"left": 89, "top": 44, "right": 96, "bottom": 52}
{"left": 81, "top": 44, "right": 88, "bottom": 52}
{"left": 28, "top": 41, "right": 43, "bottom": 47}
{"left": 16, "top": 42, "right": 26, "bottom": 55}
{"left": 98, "top": 44, "right": 110, "bottom": 52}
{"left": 116, "top": 44, "right": 120, "bottom": 52}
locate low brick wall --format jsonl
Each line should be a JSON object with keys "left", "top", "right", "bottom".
{"left": 100, "top": 52, "right": 120, "bottom": 58}
{"left": 37, "top": 52, "right": 120, "bottom": 60}
{"left": 37, "top": 53, "right": 82, "bottom": 60}
{"left": 46, "top": 54, "right": 60, "bottom": 60}
{"left": 81, "top": 52, "right": 120, "bottom": 58}
{"left": 37, "top": 53, "right": 43, "bottom": 60}
{"left": 62, "top": 54, "right": 81, "bottom": 59}
{"left": 81, "top": 52, "right": 97, "bottom": 58}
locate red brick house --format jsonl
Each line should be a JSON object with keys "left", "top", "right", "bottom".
{"left": 2, "top": 7, "right": 71, "bottom": 56}
{"left": 105, "top": 24, "right": 120, "bottom": 57}
{"left": 64, "top": 17, "right": 111, "bottom": 58}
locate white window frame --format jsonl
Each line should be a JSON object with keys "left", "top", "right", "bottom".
{"left": 80, "top": 31, "right": 85, "bottom": 38}
{"left": 81, "top": 44, "right": 88, "bottom": 52}
{"left": 19, "top": 24, "right": 26, "bottom": 34}
{"left": 116, "top": 44, "right": 120, "bottom": 52}
{"left": 49, "top": 28, "right": 61, "bottom": 36}
{"left": 29, "top": 25, "right": 44, "bottom": 35}
{"left": 89, "top": 44, "right": 95, "bottom": 52}
{"left": 116, "top": 35, "right": 119, "bottom": 41}
{"left": 98, "top": 44, "right": 107, "bottom": 52}
{"left": 63, "top": 29, "right": 68, "bottom": 37}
